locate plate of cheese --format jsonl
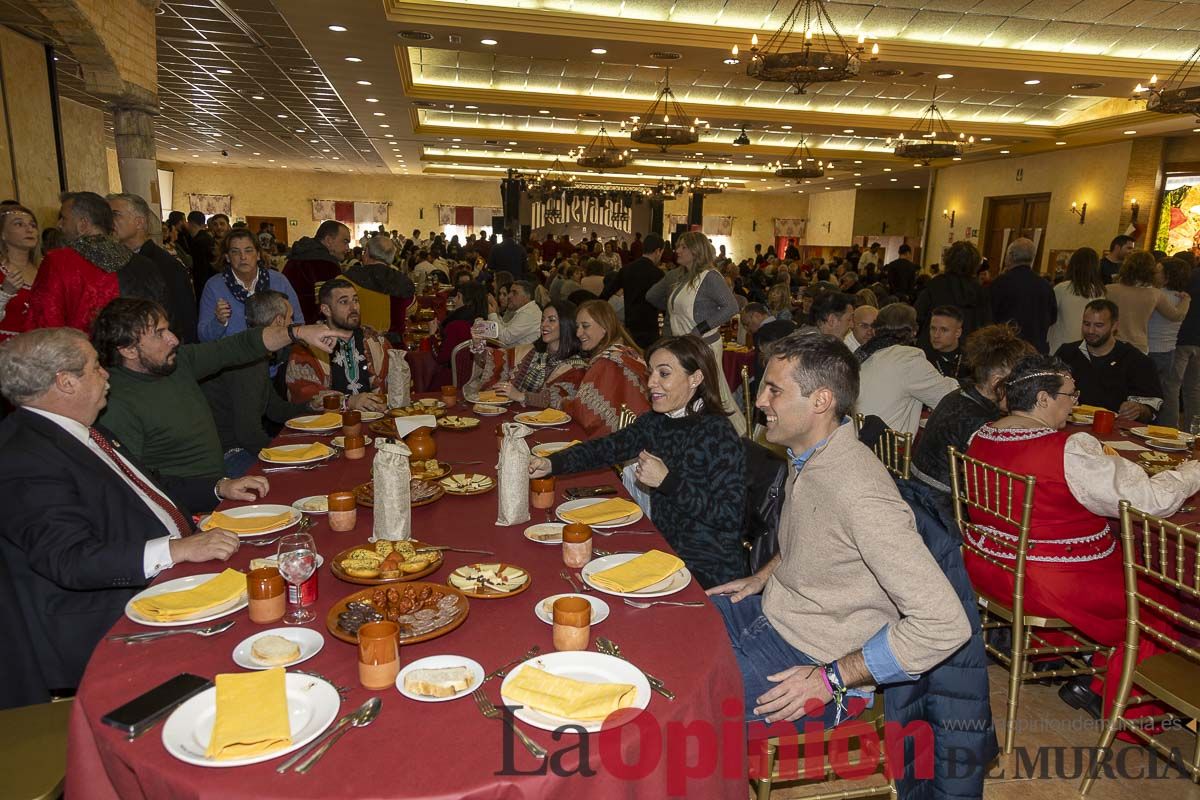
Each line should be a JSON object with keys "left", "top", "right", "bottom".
{"left": 448, "top": 563, "right": 530, "bottom": 598}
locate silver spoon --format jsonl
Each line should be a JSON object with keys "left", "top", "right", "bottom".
{"left": 276, "top": 698, "right": 375, "bottom": 773}
{"left": 294, "top": 697, "right": 382, "bottom": 773}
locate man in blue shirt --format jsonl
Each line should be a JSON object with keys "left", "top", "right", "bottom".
{"left": 198, "top": 228, "right": 303, "bottom": 343}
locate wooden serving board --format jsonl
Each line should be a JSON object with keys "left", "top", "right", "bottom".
{"left": 326, "top": 582, "right": 469, "bottom": 645}
{"left": 329, "top": 540, "right": 444, "bottom": 586}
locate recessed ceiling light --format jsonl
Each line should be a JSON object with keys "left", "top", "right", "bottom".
{"left": 1000, "top": 149, "right": 1011, "bottom": 154}
{"left": 952, "top": 156, "right": 961, "bottom": 161}
{"left": 843, "top": 129, "right": 855, "bottom": 133}
{"left": 332, "top": 157, "right": 339, "bottom": 160}
{"left": 170, "top": 146, "right": 178, "bottom": 150}
{"left": 538, "top": 109, "right": 550, "bottom": 114}
{"left": 276, "top": 114, "right": 287, "bottom": 118}
{"left": 723, "top": 57, "right": 740, "bottom": 65}
{"left": 824, "top": 186, "right": 830, "bottom": 190}
{"left": 781, "top": 124, "right": 793, "bottom": 130}
{"left": 252, "top": 95, "right": 265, "bottom": 100}
{"left": 890, "top": 178, "right": 898, "bottom": 182}
{"left": 1123, "top": 130, "right": 1137, "bottom": 135}
{"left": 980, "top": 137, "right": 992, "bottom": 142}
{"left": 216, "top": 69, "right": 232, "bottom": 75}
{"left": 356, "top": 80, "right": 371, "bottom": 86}
{"left": 883, "top": 167, "right": 892, "bottom": 172}
{"left": 854, "top": 183, "right": 861, "bottom": 186}
{"left": 451, "top": 138, "right": 461, "bottom": 141}
{"left": 937, "top": 73, "right": 954, "bottom": 80}
{"left": 504, "top": 147, "right": 512, "bottom": 151}
{"left": 267, "top": 159, "right": 275, "bottom": 162}
{"left": 191, "top": 154, "right": 198, "bottom": 158}
{"left": 328, "top": 24, "right": 347, "bottom": 32}
{"left": 508, "top": 140, "right": 517, "bottom": 145}
{"left": 309, "top": 138, "right": 318, "bottom": 143}
{"left": 853, "top": 172, "right": 862, "bottom": 177}
{"left": 252, "top": 152, "right": 261, "bottom": 155}
{"left": 322, "top": 148, "right": 330, "bottom": 152}
{"left": 1023, "top": 79, "right": 1040, "bottom": 85}
{"left": 345, "top": 57, "right": 362, "bottom": 62}
{"left": 590, "top": 48, "right": 607, "bottom": 54}
{"left": 385, "top": 134, "right": 394, "bottom": 138}
{"left": 853, "top": 160, "right": 862, "bottom": 164}
{"left": 373, "top": 112, "right": 385, "bottom": 116}
{"left": 1055, "top": 141, "right": 1066, "bottom": 145}
{"left": 480, "top": 38, "right": 498, "bottom": 45}
{"left": 464, "top": 105, "right": 478, "bottom": 110}
{"left": 365, "top": 98, "right": 378, "bottom": 103}
{"left": 379, "top": 124, "right": 390, "bottom": 128}
{"left": 913, "top": 185, "right": 921, "bottom": 189}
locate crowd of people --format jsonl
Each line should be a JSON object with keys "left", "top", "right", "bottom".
{"left": 1, "top": 188, "right": 1197, "bottom": 779}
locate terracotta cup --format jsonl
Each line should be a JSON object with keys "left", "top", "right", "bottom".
{"left": 1092, "top": 409, "right": 1115, "bottom": 436}
{"left": 328, "top": 490, "right": 357, "bottom": 531}
{"left": 562, "top": 522, "right": 593, "bottom": 568}
{"left": 441, "top": 385, "right": 458, "bottom": 409}
{"left": 322, "top": 394, "right": 343, "bottom": 412}
{"left": 247, "top": 567, "right": 286, "bottom": 624}
{"left": 552, "top": 596, "right": 591, "bottom": 651}
{"left": 357, "top": 621, "right": 400, "bottom": 690}
{"left": 342, "top": 410, "right": 362, "bottom": 438}
{"left": 531, "top": 477, "right": 556, "bottom": 510}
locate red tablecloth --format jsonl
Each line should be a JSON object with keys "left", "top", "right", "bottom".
{"left": 67, "top": 401, "right": 747, "bottom": 799}
{"left": 722, "top": 349, "right": 754, "bottom": 393}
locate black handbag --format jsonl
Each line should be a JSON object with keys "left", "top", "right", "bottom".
{"left": 742, "top": 440, "right": 787, "bottom": 574}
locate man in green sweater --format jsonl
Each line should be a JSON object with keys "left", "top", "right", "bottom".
{"left": 92, "top": 297, "right": 348, "bottom": 503}
{"left": 200, "top": 290, "right": 311, "bottom": 477}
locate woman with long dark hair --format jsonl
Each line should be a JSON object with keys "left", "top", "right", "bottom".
{"left": 1047, "top": 247, "right": 1106, "bottom": 353}
{"left": 468, "top": 299, "right": 588, "bottom": 409}
{"left": 531, "top": 334, "right": 746, "bottom": 588}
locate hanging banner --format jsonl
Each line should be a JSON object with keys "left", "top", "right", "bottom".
{"left": 667, "top": 215, "right": 733, "bottom": 236}
{"left": 532, "top": 196, "right": 632, "bottom": 234}
{"left": 188, "top": 193, "right": 232, "bottom": 217}
{"left": 774, "top": 218, "right": 807, "bottom": 238}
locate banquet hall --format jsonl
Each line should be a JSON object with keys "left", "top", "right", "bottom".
{"left": 1, "top": 0, "right": 1200, "bottom": 798}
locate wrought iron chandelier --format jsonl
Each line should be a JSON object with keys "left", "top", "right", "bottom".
{"left": 1136, "top": 44, "right": 1200, "bottom": 117}
{"left": 574, "top": 126, "right": 630, "bottom": 170}
{"left": 525, "top": 158, "right": 576, "bottom": 201}
{"left": 733, "top": 0, "right": 878, "bottom": 94}
{"left": 626, "top": 70, "right": 704, "bottom": 151}
{"left": 770, "top": 134, "right": 830, "bottom": 178}
{"left": 688, "top": 165, "right": 728, "bottom": 195}
{"left": 887, "top": 87, "right": 972, "bottom": 165}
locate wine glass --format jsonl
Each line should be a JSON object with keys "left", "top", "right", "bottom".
{"left": 276, "top": 532, "right": 317, "bottom": 625}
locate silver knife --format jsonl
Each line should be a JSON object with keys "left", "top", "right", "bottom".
{"left": 597, "top": 638, "right": 676, "bottom": 701}
{"left": 276, "top": 699, "right": 373, "bottom": 773}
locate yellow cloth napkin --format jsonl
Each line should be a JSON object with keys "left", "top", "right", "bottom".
{"left": 205, "top": 667, "right": 292, "bottom": 760}
{"left": 527, "top": 409, "right": 569, "bottom": 423}
{"left": 589, "top": 549, "right": 685, "bottom": 593}
{"left": 503, "top": 665, "right": 636, "bottom": 721}
{"left": 258, "top": 443, "right": 331, "bottom": 462}
{"left": 130, "top": 568, "right": 246, "bottom": 621}
{"left": 1073, "top": 404, "right": 1104, "bottom": 416}
{"left": 476, "top": 390, "right": 506, "bottom": 403}
{"left": 560, "top": 497, "right": 642, "bottom": 526}
{"left": 200, "top": 510, "right": 294, "bottom": 534}
{"left": 290, "top": 412, "right": 341, "bottom": 429}
{"left": 1147, "top": 425, "right": 1181, "bottom": 439}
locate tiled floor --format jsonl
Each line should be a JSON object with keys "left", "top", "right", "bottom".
{"left": 760, "top": 665, "right": 1199, "bottom": 799}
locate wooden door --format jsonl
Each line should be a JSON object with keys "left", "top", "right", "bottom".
{"left": 244, "top": 215, "right": 289, "bottom": 247}
{"left": 982, "top": 194, "right": 1050, "bottom": 275}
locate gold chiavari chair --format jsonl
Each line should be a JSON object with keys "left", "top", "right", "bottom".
{"left": 741, "top": 364, "right": 754, "bottom": 439}
{"left": 616, "top": 403, "right": 638, "bottom": 431}
{"left": 750, "top": 696, "right": 895, "bottom": 800}
{"left": 948, "top": 446, "right": 1108, "bottom": 755}
{"left": 854, "top": 414, "right": 913, "bottom": 481}
{"left": 1081, "top": 500, "right": 1200, "bottom": 794}
{"left": 0, "top": 697, "right": 73, "bottom": 800}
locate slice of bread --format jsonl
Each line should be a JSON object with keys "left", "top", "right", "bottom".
{"left": 404, "top": 666, "right": 472, "bottom": 698}
{"left": 251, "top": 634, "right": 301, "bottom": 665}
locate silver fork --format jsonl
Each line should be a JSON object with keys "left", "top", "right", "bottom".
{"left": 592, "top": 529, "right": 657, "bottom": 537}
{"left": 262, "top": 461, "right": 331, "bottom": 473}
{"left": 472, "top": 689, "right": 546, "bottom": 759}
{"left": 484, "top": 644, "right": 541, "bottom": 681}
{"left": 108, "top": 619, "right": 235, "bottom": 643}
{"left": 559, "top": 570, "right": 581, "bottom": 592}
{"left": 574, "top": 572, "right": 591, "bottom": 592}
{"left": 596, "top": 637, "right": 676, "bottom": 701}
{"left": 623, "top": 598, "right": 705, "bottom": 609}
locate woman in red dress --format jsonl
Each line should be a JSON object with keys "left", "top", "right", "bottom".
{"left": 0, "top": 205, "right": 39, "bottom": 341}
{"left": 965, "top": 354, "right": 1200, "bottom": 722}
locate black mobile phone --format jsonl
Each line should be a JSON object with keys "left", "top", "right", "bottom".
{"left": 565, "top": 486, "right": 618, "bottom": 500}
{"left": 101, "top": 673, "right": 212, "bottom": 739}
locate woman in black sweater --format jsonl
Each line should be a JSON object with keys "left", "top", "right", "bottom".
{"left": 530, "top": 334, "right": 747, "bottom": 588}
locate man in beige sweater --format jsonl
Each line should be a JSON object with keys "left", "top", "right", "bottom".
{"left": 708, "top": 332, "right": 970, "bottom": 726}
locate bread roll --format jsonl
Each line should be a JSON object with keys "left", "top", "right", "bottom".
{"left": 251, "top": 635, "right": 301, "bottom": 665}
{"left": 403, "top": 666, "right": 472, "bottom": 698}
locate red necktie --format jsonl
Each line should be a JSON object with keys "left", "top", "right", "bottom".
{"left": 88, "top": 427, "right": 191, "bottom": 538}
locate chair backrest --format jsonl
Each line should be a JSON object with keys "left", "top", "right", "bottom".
{"left": 449, "top": 340, "right": 474, "bottom": 387}
{"left": 741, "top": 364, "right": 753, "bottom": 438}
{"left": 948, "top": 445, "right": 1037, "bottom": 587}
{"left": 1118, "top": 500, "right": 1200, "bottom": 659}
{"left": 616, "top": 403, "right": 638, "bottom": 431}
{"left": 854, "top": 413, "right": 913, "bottom": 480}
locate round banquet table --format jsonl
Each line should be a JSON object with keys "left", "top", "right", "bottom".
{"left": 722, "top": 347, "right": 755, "bottom": 393}
{"left": 66, "top": 398, "right": 747, "bottom": 800}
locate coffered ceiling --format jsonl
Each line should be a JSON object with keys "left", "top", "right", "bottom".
{"left": 5, "top": 0, "right": 1200, "bottom": 193}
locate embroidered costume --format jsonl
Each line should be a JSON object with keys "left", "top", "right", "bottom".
{"left": 468, "top": 344, "right": 587, "bottom": 410}
{"left": 565, "top": 344, "right": 650, "bottom": 438}
{"left": 285, "top": 326, "right": 395, "bottom": 406}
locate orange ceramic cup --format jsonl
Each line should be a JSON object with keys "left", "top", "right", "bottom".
{"left": 357, "top": 621, "right": 400, "bottom": 690}
{"left": 552, "top": 596, "right": 591, "bottom": 651}
{"left": 1092, "top": 409, "right": 1115, "bottom": 436}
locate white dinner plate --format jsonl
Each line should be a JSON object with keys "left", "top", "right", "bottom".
{"left": 465, "top": 394, "right": 514, "bottom": 405}
{"left": 500, "top": 651, "right": 651, "bottom": 733}
{"left": 161, "top": 673, "right": 339, "bottom": 767}
{"left": 1146, "top": 438, "right": 1189, "bottom": 452}
{"left": 472, "top": 404, "right": 509, "bottom": 417}
{"left": 1130, "top": 426, "right": 1194, "bottom": 443}
{"left": 524, "top": 523, "right": 565, "bottom": 545}
{"left": 124, "top": 573, "right": 249, "bottom": 627}
{"left": 253, "top": 553, "right": 325, "bottom": 570}
{"left": 359, "top": 411, "right": 385, "bottom": 421}
{"left": 198, "top": 504, "right": 302, "bottom": 538}
{"left": 291, "top": 495, "right": 329, "bottom": 514}
{"left": 531, "top": 441, "right": 579, "bottom": 458}
{"left": 580, "top": 553, "right": 692, "bottom": 599}
{"left": 415, "top": 398, "right": 447, "bottom": 410}
{"left": 532, "top": 593, "right": 610, "bottom": 626}
{"left": 331, "top": 435, "right": 375, "bottom": 449}
{"left": 513, "top": 411, "right": 573, "bottom": 428}
{"left": 232, "top": 628, "right": 325, "bottom": 670}
{"left": 284, "top": 414, "right": 342, "bottom": 432}
{"left": 259, "top": 443, "right": 335, "bottom": 465}
{"left": 555, "top": 497, "right": 644, "bottom": 529}
{"left": 396, "top": 655, "right": 484, "bottom": 703}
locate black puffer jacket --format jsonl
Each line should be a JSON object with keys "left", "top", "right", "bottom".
{"left": 888, "top": 479, "right": 998, "bottom": 800}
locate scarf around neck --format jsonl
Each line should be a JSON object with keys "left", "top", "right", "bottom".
{"left": 69, "top": 235, "right": 132, "bottom": 273}
{"left": 223, "top": 264, "right": 270, "bottom": 303}
{"left": 855, "top": 329, "right": 914, "bottom": 364}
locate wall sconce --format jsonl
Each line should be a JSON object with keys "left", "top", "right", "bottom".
{"left": 1130, "top": 198, "right": 1140, "bottom": 223}
{"left": 822, "top": 221, "right": 832, "bottom": 233}
{"left": 942, "top": 208, "right": 956, "bottom": 227}
{"left": 1070, "top": 201, "right": 1087, "bottom": 224}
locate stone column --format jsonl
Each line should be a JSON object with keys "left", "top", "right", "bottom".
{"left": 111, "top": 103, "right": 162, "bottom": 237}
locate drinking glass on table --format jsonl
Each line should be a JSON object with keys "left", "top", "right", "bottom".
{"left": 277, "top": 532, "right": 317, "bottom": 625}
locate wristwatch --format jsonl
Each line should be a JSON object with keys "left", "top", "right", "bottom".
{"left": 287, "top": 323, "right": 301, "bottom": 344}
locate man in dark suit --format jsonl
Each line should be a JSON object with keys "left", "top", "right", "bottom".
{"left": 0, "top": 328, "right": 266, "bottom": 707}
{"left": 602, "top": 232, "right": 667, "bottom": 350}
{"left": 186, "top": 210, "right": 217, "bottom": 300}
{"left": 109, "top": 193, "right": 198, "bottom": 343}
{"left": 486, "top": 228, "right": 527, "bottom": 280}
{"left": 989, "top": 237, "right": 1056, "bottom": 353}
